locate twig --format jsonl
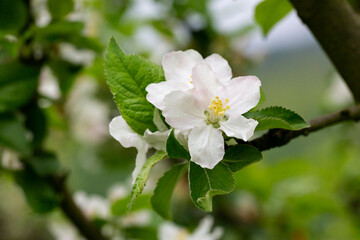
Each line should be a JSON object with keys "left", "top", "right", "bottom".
{"left": 289, "top": 0, "right": 360, "bottom": 102}
{"left": 237, "top": 105, "right": 360, "bottom": 151}
{"left": 50, "top": 174, "right": 109, "bottom": 240}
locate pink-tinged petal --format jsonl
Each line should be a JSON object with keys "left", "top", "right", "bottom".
{"left": 205, "top": 54, "right": 232, "bottom": 83}
{"left": 188, "top": 124, "right": 224, "bottom": 169}
{"left": 162, "top": 50, "right": 203, "bottom": 82}
{"left": 225, "top": 76, "right": 261, "bottom": 115}
{"left": 162, "top": 90, "right": 205, "bottom": 130}
{"left": 192, "top": 62, "right": 222, "bottom": 104}
{"left": 109, "top": 116, "right": 144, "bottom": 149}
{"left": 219, "top": 115, "right": 258, "bottom": 141}
{"left": 146, "top": 81, "right": 190, "bottom": 110}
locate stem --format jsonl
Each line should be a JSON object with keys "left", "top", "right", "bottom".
{"left": 289, "top": 0, "right": 360, "bottom": 102}
{"left": 239, "top": 105, "right": 360, "bottom": 151}
{"left": 51, "top": 175, "right": 108, "bottom": 240}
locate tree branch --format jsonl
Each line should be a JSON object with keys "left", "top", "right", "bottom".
{"left": 238, "top": 105, "right": 360, "bottom": 151}
{"left": 50, "top": 174, "right": 109, "bottom": 240}
{"left": 289, "top": 0, "right": 360, "bottom": 102}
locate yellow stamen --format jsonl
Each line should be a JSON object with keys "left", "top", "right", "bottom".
{"left": 208, "top": 96, "right": 230, "bottom": 117}
{"left": 176, "top": 230, "right": 189, "bottom": 240}
{"left": 190, "top": 75, "right": 193, "bottom": 84}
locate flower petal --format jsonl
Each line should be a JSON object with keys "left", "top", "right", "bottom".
{"left": 146, "top": 81, "right": 190, "bottom": 110}
{"left": 205, "top": 54, "right": 232, "bottom": 83}
{"left": 109, "top": 116, "right": 144, "bottom": 149}
{"left": 162, "top": 90, "right": 205, "bottom": 130}
{"left": 162, "top": 49, "right": 203, "bottom": 82}
{"left": 192, "top": 62, "right": 222, "bottom": 105}
{"left": 159, "top": 222, "right": 188, "bottom": 240}
{"left": 132, "top": 143, "right": 149, "bottom": 183}
{"left": 143, "top": 129, "right": 170, "bottom": 151}
{"left": 190, "top": 216, "right": 223, "bottom": 240}
{"left": 188, "top": 124, "right": 224, "bottom": 169}
{"left": 219, "top": 115, "right": 258, "bottom": 141}
{"left": 225, "top": 76, "right": 261, "bottom": 115}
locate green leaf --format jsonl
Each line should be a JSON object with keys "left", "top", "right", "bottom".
{"left": 48, "top": 0, "right": 74, "bottom": 20}
{"left": 28, "top": 152, "right": 61, "bottom": 177}
{"left": 130, "top": 151, "right": 167, "bottom": 209}
{"left": 151, "top": 163, "right": 187, "bottom": 219}
{"left": 0, "top": 62, "right": 39, "bottom": 113}
{"left": 124, "top": 227, "right": 157, "bottom": 240}
{"left": 189, "top": 162, "right": 234, "bottom": 212}
{"left": 166, "top": 130, "right": 190, "bottom": 160}
{"left": 0, "top": 113, "right": 31, "bottom": 155}
{"left": 223, "top": 145, "right": 262, "bottom": 172}
{"left": 14, "top": 169, "right": 60, "bottom": 213}
{"left": 0, "top": 0, "right": 27, "bottom": 34}
{"left": 255, "top": 0, "right": 293, "bottom": 36}
{"left": 243, "top": 106, "right": 309, "bottom": 131}
{"left": 105, "top": 38, "right": 165, "bottom": 135}
{"left": 48, "top": 60, "right": 81, "bottom": 97}
{"left": 112, "top": 194, "right": 151, "bottom": 216}
{"left": 23, "top": 104, "right": 47, "bottom": 148}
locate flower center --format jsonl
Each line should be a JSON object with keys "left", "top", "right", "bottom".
{"left": 205, "top": 96, "right": 230, "bottom": 126}
{"left": 176, "top": 230, "right": 189, "bottom": 240}
{"left": 208, "top": 96, "right": 230, "bottom": 117}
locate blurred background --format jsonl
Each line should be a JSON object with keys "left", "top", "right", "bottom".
{"left": 0, "top": 0, "right": 359, "bottom": 239}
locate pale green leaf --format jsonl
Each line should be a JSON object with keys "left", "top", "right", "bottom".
{"left": 105, "top": 38, "right": 165, "bottom": 135}
{"left": 223, "top": 145, "right": 262, "bottom": 172}
{"left": 189, "top": 162, "right": 234, "bottom": 212}
{"left": 255, "top": 0, "right": 293, "bottom": 36}
{"left": 244, "top": 106, "right": 309, "bottom": 131}
{"left": 129, "top": 151, "right": 167, "bottom": 209}
{"left": 151, "top": 163, "right": 187, "bottom": 219}
{"left": 48, "top": 0, "right": 74, "bottom": 20}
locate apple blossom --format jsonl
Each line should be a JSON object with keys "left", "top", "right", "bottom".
{"left": 159, "top": 216, "right": 223, "bottom": 240}
{"left": 146, "top": 50, "right": 261, "bottom": 169}
{"left": 109, "top": 115, "right": 169, "bottom": 182}
{"left": 146, "top": 49, "right": 233, "bottom": 110}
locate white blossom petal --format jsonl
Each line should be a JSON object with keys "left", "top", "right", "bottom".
{"left": 159, "top": 222, "right": 189, "bottom": 240}
{"left": 162, "top": 49, "right": 203, "bottom": 82}
{"left": 143, "top": 129, "right": 170, "bottom": 151}
{"left": 220, "top": 115, "right": 258, "bottom": 141}
{"left": 188, "top": 124, "right": 224, "bottom": 169}
{"left": 132, "top": 143, "right": 149, "bottom": 183}
{"left": 190, "top": 216, "right": 223, "bottom": 240}
{"left": 109, "top": 116, "right": 144, "bottom": 149}
{"left": 163, "top": 90, "right": 205, "bottom": 130}
{"left": 205, "top": 54, "right": 232, "bottom": 83}
{"left": 224, "top": 76, "right": 261, "bottom": 115}
{"left": 192, "top": 62, "right": 222, "bottom": 105}
{"left": 146, "top": 80, "right": 190, "bottom": 110}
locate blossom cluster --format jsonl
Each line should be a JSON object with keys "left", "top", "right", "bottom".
{"left": 110, "top": 49, "right": 261, "bottom": 178}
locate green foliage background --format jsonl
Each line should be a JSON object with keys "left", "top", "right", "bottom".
{"left": 0, "top": 0, "right": 359, "bottom": 240}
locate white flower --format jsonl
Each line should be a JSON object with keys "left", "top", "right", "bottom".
{"left": 1, "top": 149, "right": 23, "bottom": 170}
{"left": 146, "top": 50, "right": 232, "bottom": 110}
{"left": 146, "top": 50, "right": 261, "bottom": 169}
{"left": 159, "top": 216, "right": 223, "bottom": 240}
{"left": 74, "top": 191, "right": 110, "bottom": 220}
{"left": 48, "top": 221, "right": 83, "bottom": 240}
{"left": 109, "top": 116, "right": 169, "bottom": 182}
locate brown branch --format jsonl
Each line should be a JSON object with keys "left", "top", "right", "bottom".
{"left": 50, "top": 174, "right": 109, "bottom": 240}
{"left": 289, "top": 0, "right": 360, "bottom": 102}
{"left": 239, "top": 105, "right": 360, "bottom": 151}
